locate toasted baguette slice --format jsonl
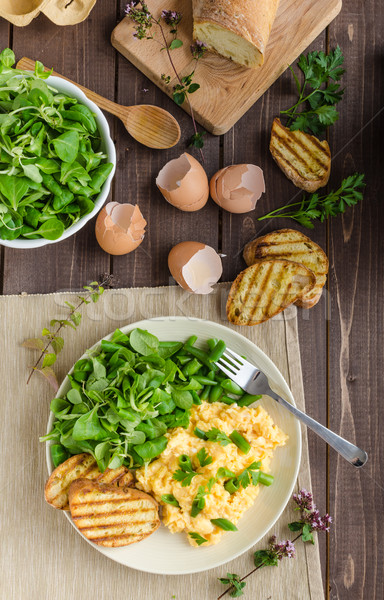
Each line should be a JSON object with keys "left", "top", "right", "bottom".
{"left": 227, "top": 259, "right": 316, "bottom": 325}
{"left": 68, "top": 479, "right": 160, "bottom": 547}
{"left": 45, "top": 453, "right": 134, "bottom": 510}
{"left": 270, "top": 118, "right": 331, "bottom": 192}
{"left": 243, "top": 229, "right": 329, "bottom": 307}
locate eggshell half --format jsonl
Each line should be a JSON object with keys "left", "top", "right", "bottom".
{"left": 156, "top": 153, "right": 209, "bottom": 211}
{"left": 168, "top": 241, "right": 223, "bottom": 295}
{"left": 95, "top": 202, "right": 147, "bottom": 255}
{"left": 210, "top": 164, "right": 265, "bottom": 213}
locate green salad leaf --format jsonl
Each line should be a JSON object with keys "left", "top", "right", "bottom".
{"left": 0, "top": 48, "right": 113, "bottom": 240}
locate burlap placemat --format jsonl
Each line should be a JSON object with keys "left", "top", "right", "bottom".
{"left": 0, "top": 284, "right": 324, "bottom": 600}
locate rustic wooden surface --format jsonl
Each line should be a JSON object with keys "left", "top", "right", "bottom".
{"left": 0, "top": 0, "right": 383, "bottom": 597}
{"left": 111, "top": 0, "right": 342, "bottom": 134}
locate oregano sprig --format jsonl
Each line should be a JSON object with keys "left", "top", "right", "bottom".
{"left": 125, "top": 2, "right": 207, "bottom": 159}
{"left": 217, "top": 489, "right": 332, "bottom": 598}
{"left": 23, "top": 275, "right": 113, "bottom": 390}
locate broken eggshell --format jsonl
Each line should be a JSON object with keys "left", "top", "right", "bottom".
{"left": 210, "top": 164, "right": 265, "bottom": 213}
{"left": 156, "top": 153, "right": 209, "bottom": 211}
{"left": 95, "top": 202, "right": 147, "bottom": 255}
{"left": 168, "top": 241, "right": 223, "bottom": 295}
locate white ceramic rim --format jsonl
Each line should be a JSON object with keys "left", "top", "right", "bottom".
{"left": 1, "top": 75, "right": 116, "bottom": 249}
{"left": 46, "top": 317, "right": 302, "bottom": 574}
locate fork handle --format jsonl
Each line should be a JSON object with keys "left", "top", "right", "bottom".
{"left": 269, "top": 390, "right": 368, "bottom": 467}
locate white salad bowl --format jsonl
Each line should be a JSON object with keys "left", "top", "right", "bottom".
{"left": 45, "top": 317, "right": 302, "bottom": 575}
{"left": 0, "top": 75, "right": 116, "bottom": 249}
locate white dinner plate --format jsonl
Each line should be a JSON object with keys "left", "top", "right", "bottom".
{"left": 46, "top": 317, "right": 301, "bottom": 574}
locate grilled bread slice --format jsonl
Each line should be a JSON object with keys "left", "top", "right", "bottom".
{"left": 270, "top": 118, "right": 331, "bottom": 192}
{"left": 45, "top": 453, "right": 134, "bottom": 510}
{"left": 227, "top": 259, "right": 316, "bottom": 325}
{"left": 243, "top": 229, "right": 329, "bottom": 308}
{"left": 68, "top": 479, "right": 160, "bottom": 547}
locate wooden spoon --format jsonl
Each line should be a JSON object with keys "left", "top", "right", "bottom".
{"left": 16, "top": 57, "right": 181, "bottom": 149}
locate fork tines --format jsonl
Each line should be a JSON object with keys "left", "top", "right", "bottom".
{"left": 216, "top": 348, "right": 247, "bottom": 377}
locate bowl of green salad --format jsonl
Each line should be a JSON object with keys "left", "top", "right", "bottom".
{"left": 0, "top": 49, "right": 116, "bottom": 248}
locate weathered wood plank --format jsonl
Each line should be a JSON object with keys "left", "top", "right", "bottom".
{"left": 2, "top": 4, "right": 117, "bottom": 294}
{"left": 221, "top": 33, "right": 329, "bottom": 591}
{"left": 328, "top": 1, "right": 384, "bottom": 598}
{"left": 111, "top": 1, "right": 220, "bottom": 289}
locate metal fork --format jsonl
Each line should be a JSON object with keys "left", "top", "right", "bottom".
{"left": 216, "top": 347, "right": 368, "bottom": 468}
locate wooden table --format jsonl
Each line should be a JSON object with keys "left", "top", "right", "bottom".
{"left": 1, "top": 1, "right": 382, "bottom": 597}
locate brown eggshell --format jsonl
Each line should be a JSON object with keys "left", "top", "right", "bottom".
{"left": 168, "top": 241, "right": 223, "bottom": 295}
{"left": 156, "top": 153, "right": 209, "bottom": 212}
{"left": 95, "top": 202, "right": 147, "bottom": 256}
{"left": 210, "top": 164, "right": 265, "bottom": 213}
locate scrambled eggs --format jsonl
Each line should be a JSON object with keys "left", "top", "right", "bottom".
{"left": 135, "top": 401, "right": 287, "bottom": 546}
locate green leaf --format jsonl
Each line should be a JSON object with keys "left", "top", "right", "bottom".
{"left": 134, "top": 436, "right": 168, "bottom": 461}
{"left": 196, "top": 447, "right": 213, "bottom": 468}
{"left": 0, "top": 175, "right": 30, "bottom": 210}
{"left": 70, "top": 311, "right": 82, "bottom": 327}
{"left": 42, "top": 352, "right": 57, "bottom": 368}
{"left": 130, "top": 328, "right": 159, "bottom": 356}
{"left": 189, "top": 532, "right": 208, "bottom": 546}
{"left": 254, "top": 549, "right": 279, "bottom": 568}
{"left": 169, "top": 39, "right": 183, "bottom": 49}
{"left": 204, "top": 427, "right": 232, "bottom": 446}
{"left": 50, "top": 336, "right": 64, "bottom": 354}
{"left": 173, "top": 91, "right": 185, "bottom": 105}
{"left": 51, "top": 131, "right": 79, "bottom": 163}
{"left": 171, "top": 388, "right": 193, "bottom": 410}
{"left": 188, "top": 83, "right": 200, "bottom": 94}
{"left": 21, "top": 163, "right": 43, "bottom": 184}
{"left": 302, "top": 522, "right": 315, "bottom": 543}
{"left": 0, "top": 48, "right": 15, "bottom": 68}
{"left": 288, "top": 521, "right": 304, "bottom": 532}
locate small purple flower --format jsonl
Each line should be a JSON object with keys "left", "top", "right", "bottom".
{"left": 190, "top": 40, "right": 207, "bottom": 59}
{"left": 161, "top": 9, "right": 182, "bottom": 26}
{"left": 269, "top": 536, "right": 296, "bottom": 560}
{"left": 292, "top": 489, "right": 332, "bottom": 534}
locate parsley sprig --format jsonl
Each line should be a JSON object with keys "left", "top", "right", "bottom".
{"left": 191, "top": 477, "right": 215, "bottom": 517}
{"left": 281, "top": 46, "right": 345, "bottom": 136}
{"left": 258, "top": 173, "right": 365, "bottom": 229}
{"left": 173, "top": 454, "right": 197, "bottom": 487}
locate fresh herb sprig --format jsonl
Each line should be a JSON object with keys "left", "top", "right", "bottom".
{"left": 217, "top": 489, "right": 332, "bottom": 599}
{"left": 258, "top": 173, "right": 365, "bottom": 229}
{"left": 190, "top": 477, "right": 215, "bottom": 517}
{"left": 173, "top": 454, "right": 198, "bottom": 486}
{"left": 281, "top": 46, "right": 345, "bottom": 136}
{"left": 23, "top": 276, "right": 112, "bottom": 390}
{"left": 125, "top": 2, "right": 207, "bottom": 158}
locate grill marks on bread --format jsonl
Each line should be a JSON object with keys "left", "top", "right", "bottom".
{"left": 226, "top": 259, "right": 316, "bottom": 325}
{"left": 44, "top": 453, "right": 134, "bottom": 510}
{"left": 270, "top": 118, "right": 331, "bottom": 192}
{"left": 68, "top": 479, "right": 160, "bottom": 547}
{"left": 243, "top": 229, "right": 329, "bottom": 308}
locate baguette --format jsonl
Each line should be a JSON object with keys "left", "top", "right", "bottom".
{"left": 192, "top": 0, "right": 280, "bottom": 68}
{"left": 243, "top": 229, "right": 328, "bottom": 308}
{"left": 270, "top": 118, "right": 331, "bottom": 192}
{"left": 227, "top": 259, "right": 316, "bottom": 326}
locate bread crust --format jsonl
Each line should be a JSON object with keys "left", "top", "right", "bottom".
{"left": 192, "top": 0, "right": 280, "bottom": 66}
{"left": 270, "top": 118, "right": 331, "bottom": 192}
{"left": 45, "top": 453, "right": 134, "bottom": 510}
{"left": 226, "top": 258, "right": 316, "bottom": 326}
{"left": 243, "top": 228, "right": 328, "bottom": 307}
{"left": 68, "top": 479, "right": 160, "bottom": 547}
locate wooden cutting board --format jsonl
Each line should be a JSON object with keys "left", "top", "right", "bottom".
{"left": 112, "top": 0, "right": 342, "bottom": 135}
